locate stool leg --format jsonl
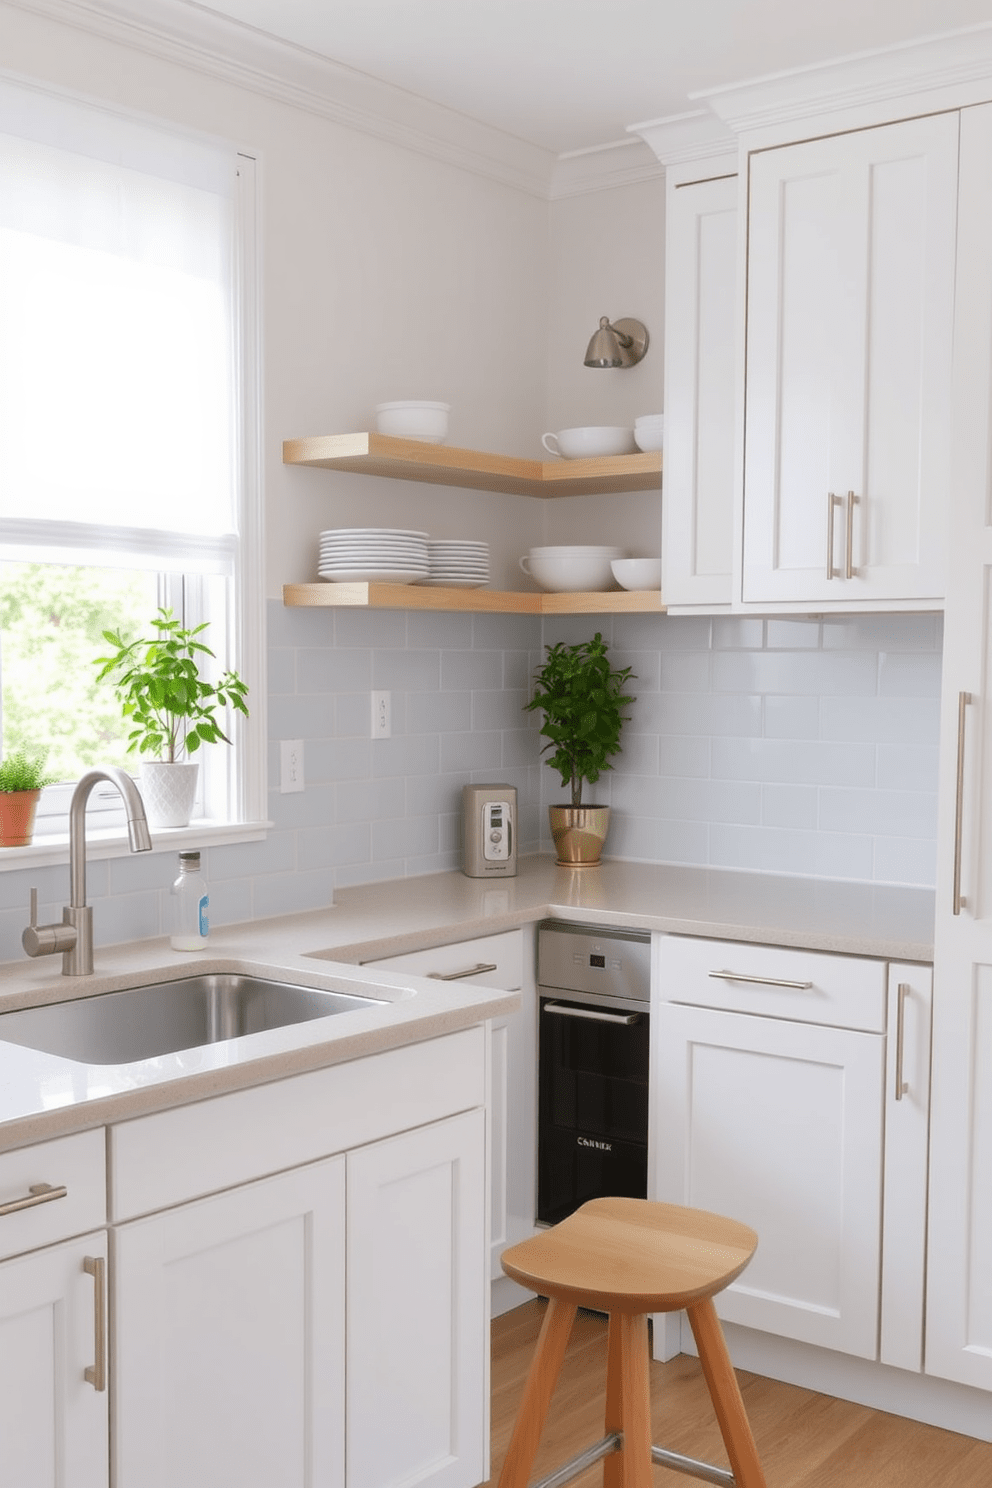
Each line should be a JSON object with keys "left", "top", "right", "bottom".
{"left": 497, "top": 1297, "right": 578, "bottom": 1488}
{"left": 686, "top": 1298, "right": 767, "bottom": 1488}
{"left": 604, "top": 1313, "right": 652, "bottom": 1488}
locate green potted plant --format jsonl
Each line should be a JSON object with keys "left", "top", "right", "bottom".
{"left": 524, "top": 631, "right": 635, "bottom": 866}
{"left": 95, "top": 608, "right": 249, "bottom": 829}
{"left": 0, "top": 750, "right": 56, "bottom": 847}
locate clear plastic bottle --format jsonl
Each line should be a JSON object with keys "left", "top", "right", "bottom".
{"left": 170, "top": 851, "right": 209, "bottom": 950}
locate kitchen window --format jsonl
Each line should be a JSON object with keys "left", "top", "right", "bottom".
{"left": 0, "top": 79, "right": 264, "bottom": 851}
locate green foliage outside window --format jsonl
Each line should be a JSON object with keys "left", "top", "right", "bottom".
{"left": 0, "top": 562, "right": 157, "bottom": 782}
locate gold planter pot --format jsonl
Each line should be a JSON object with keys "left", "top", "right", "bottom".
{"left": 548, "top": 805, "right": 611, "bottom": 867}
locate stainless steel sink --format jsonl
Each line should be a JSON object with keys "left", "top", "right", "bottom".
{"left": 0, "top": 974, "right": 386, "bottom": 1065}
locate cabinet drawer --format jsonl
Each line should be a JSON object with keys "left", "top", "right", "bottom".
{"left": 363, "top": 930, "right": 523, "bottom": 990}
{"left": 660, "top": 936, "right": 887, "bottom": 1032}
{"left": 0, "top": 1128, "right": 106, "bottom": 1260}
{"left": 110, "top": 1026, "right": 486, "bottom": 1220}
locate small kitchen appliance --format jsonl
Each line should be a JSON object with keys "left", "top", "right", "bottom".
{"left": 537, "top": 921, "right": 651, "bottom": 1225}
{"left": 461, "top": 783, "right": 517, "bottom": 878}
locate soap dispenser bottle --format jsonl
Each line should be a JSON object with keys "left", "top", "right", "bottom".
{"left": 171, "top": 850, "right": 209, "bottom": 950}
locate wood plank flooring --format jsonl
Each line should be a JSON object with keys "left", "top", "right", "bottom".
{"left": 487, "top": 1301, "right": 992, "bottom": 1488}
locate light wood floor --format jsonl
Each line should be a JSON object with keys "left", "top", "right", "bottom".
{"left": 486, "top": 1301, "right": 992, "bottom": 1488}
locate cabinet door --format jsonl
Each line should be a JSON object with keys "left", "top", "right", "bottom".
{"left": 656, "top": 1002, "right": 884, "bottom": 1357}
{"left": 363, "top": 931, "right": 534, "bottom": 1284}
{"left": 114, "top": 1156, "right": 346, "bottom": 1488}
{"left": 662, "top": 171, "right": 738, "bottom": 608}
{"left": 0, "top": 1231, "right": 108, "bottom": 1488}
{"left": 743, "top": 113, "right": 957, "bottom": 605}
{"left": 927, "top": 100, "right": 992, "bottom": 1394}
{"left": 346, "top": 1108, "right": 487, "bottom": 1488}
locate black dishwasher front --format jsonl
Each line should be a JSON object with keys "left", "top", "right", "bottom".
{"left": 537, "top": 922, "right": 651, "bottom": 1226}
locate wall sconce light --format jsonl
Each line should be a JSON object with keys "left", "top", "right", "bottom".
{"left": 583, "top": 316, "right": 649, "bottom": 369}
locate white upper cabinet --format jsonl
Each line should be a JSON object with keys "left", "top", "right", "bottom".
{"left": 741, "top": 113, "right": 958, "bottom": 607}
{"left": 662, "top": 168, "right": 738, "bottom": 608}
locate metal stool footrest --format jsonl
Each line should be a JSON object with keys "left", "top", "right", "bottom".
{"left": 652, "top": 1443, "right": 736, "bottom": 1487}
{"left": 524, "top": 1431, "right": 736, "bottom": 1488}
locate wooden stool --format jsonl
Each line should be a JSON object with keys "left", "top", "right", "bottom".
{"left": 497, "top": 1197, "right": 767, "bottom": 1488}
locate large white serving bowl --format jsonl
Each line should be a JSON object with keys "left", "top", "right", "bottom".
{"left": 520, "top": 545, "right": 627, "bottom": 591}
{"left": 541, "top": 426, "right": 637, "bottom": 459}
{"left": 374, "top": 400, "right": 450, "bottom": 443}
{"left": 611, "top": 558, "right": 662, "bottom": 590}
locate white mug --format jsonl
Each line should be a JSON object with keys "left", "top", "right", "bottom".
{"left": 541, "top": 432, "right": 562, "bottom": 457}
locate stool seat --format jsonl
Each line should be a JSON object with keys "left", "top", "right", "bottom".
{"left": 497, "top": 1198, "right": 767, "bottom": 1488}
{"left": 500, "top": 1196, "right": 758, "bottom": 1315}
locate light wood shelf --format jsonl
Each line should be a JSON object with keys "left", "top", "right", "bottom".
{"left": 282, "top": 431, "right": 662, "bottom": 498}
{"left": 283, "top": 583, "right": 665, "bottom": 614}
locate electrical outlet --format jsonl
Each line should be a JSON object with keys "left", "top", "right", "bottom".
{"left": 371, "top": 690, "right": 391, "bottom": 739}
{"left": 280, "top": 739, "right": 304, "bottom": 793}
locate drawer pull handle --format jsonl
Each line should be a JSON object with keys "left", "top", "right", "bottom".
{"left": 544, "top": 1001, "right": 641, "bottom": 1026}
{"left": 708, "top": 970, "right": 813, "bottom": 991}
{"left": 83, "top": 1256, "right": 106, "bottom": 1392}
{"left": 427, "top": 962, "right": 498, "bottom": 981}
{"left": 895, "top": 983, "right": 910, "bottom": 1102}
{"left": 0, "top": 1181, "right": 68, "bottom": 1217}
{"left": 845, "top": 490, "right": 858, "bottom": 579}
{"left": 826, "top": 491, "right": 840, "bottom": 579}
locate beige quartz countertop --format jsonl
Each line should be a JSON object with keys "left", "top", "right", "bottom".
{"left": 0, "top": 856, "right": 934, "bottom": 1153}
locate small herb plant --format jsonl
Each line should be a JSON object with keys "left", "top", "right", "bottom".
{"left": 0, "top": 750, "right": 56, "bottom": 793}
{"left": 95, "top": 608, "right": 249, "bottom": 763}
{"left": 524, "top": 631, "right": 635, "bottom": 808}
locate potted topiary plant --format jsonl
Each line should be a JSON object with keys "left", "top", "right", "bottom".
{"left": 95, "top": 608, "right": 249, "bottom": 829}
{"left": 524, "top": 631, "right": 635, "bottom": 866}
{"left": 0, "top": 750, "right": 56, "bottom": 847}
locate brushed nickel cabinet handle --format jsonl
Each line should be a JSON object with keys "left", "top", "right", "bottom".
{"left": 826, "top": 492, "right": 841, "bottom": 579}
{"left": 953, "top": 691, "right": 971, "bottom": 915}
{"left": 0, "top": 1182, "right": 68, "bottom": 1217}
{"left": 427, "top": 962, "right": 499, "bottom": 981}
{"left": 708, "top": 970, "right": 813, "bottom": 990}
{"left": 845, "top": 491, "right": 858, "bottom": 579}
{"left": 894, "top": 983, "right": 910, "bottom": 1102}
{"left": 83, "top": 1256, "right": 106, "bottom": 1392}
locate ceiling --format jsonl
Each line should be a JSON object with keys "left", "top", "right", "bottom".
{"left": 183, "top": 0, "right": 992, "bottom": 155}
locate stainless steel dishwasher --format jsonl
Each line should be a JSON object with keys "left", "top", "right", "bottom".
{"left": 536, "top": 921, "right": 651, "bottom": 1226}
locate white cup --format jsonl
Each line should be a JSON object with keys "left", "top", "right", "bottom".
{"left": 540, "top": 426, "right": 637, "bottom": 460}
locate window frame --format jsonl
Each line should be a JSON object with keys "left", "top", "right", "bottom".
{"left": 0, "top": 104, "right": 267, "bottom": 868}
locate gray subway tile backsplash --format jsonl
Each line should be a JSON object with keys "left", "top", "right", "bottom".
{"left": 0, "top": 602, "right": 943, "bottom": 964}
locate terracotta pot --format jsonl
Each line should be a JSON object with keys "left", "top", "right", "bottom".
{"left": 0, "top": 789, "right": 41, "bottom": 847}
{"left": 548, "top": 805, "right": 611, "bottom": 867}
{"left": 139, "top": 760, "right": 200, "bottom": 828}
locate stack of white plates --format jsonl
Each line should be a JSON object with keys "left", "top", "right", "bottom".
{"left": 318, "top": 528, "right": 429, "bottom": 584}
{"left": 418, "top": 539, "right": 491, "bottom": 589}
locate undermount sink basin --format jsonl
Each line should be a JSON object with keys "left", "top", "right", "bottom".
{"left": 0, "top": 974, "right": 386, "bottom": 1065}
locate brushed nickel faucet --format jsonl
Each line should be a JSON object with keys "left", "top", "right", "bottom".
{"left": 23, "top": 766, "right": 153, "bottom": 976}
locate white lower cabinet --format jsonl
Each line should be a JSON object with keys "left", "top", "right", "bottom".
{"left": 113, "top": 1157, "right": 347, "bottom": 1488}
{"left": 362, "top": 930, "right": 535, "bottom": 1294}
{"left": 109, "top": 1027, "right": 489, "bottom": 1488}
{"left": 655, "top": 936, "right": 931, "bottom": 1365}
{"left": 0, "top": 1231, "right": 109, "bottom": 1488}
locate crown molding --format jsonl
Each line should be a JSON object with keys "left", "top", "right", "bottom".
{"left": 695, "top": 23, "right": 992, "bottom": 134}
{"left": 628, "top": 109, "right": 736, "bottom": 168}
{"left": 550, "top": 136, "right": 664, "bottom": 199}
{"left": 2, "top": 0, "right": 556, "bottom": 197}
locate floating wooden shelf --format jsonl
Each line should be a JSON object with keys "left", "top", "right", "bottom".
{"left": 283, "top": 583, "right": 666, "bottom": 614}
{"left": 282, "top": 431, "right": 662, "bottom": 499}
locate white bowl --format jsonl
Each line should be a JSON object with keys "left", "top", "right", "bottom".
{"left": 374, "top": 400, "right": 450, "bottom": 443}
{"left": 633, "top": 416, "right": 664, "bottom": 453}
{"left": 520, "top": 547, "right": 627, "bottom": 592}
{"left": 611, "top": 558, "right": 662, "bottom": 591}
{"left": 541, "top": 426, "right": 637, "bottom": 460}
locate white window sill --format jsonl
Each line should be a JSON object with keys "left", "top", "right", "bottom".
{"left": 0, "top": 820, "right": 271, "bottom": 872}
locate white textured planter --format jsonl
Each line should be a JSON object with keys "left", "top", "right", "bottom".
{"left": 139, "top": 761, "right": 199, "bottom": 829}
